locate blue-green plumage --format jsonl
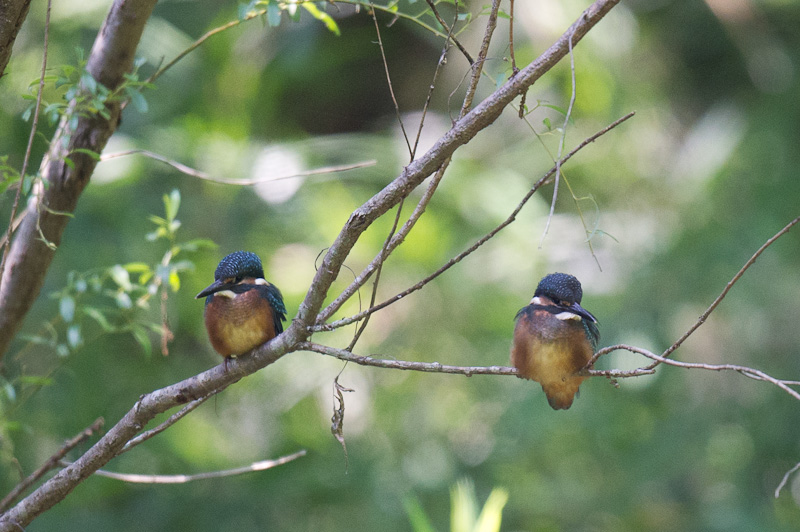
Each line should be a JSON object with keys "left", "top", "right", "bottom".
{"left": 511, "top": 273, "right": 599, "bottom": 410}
{"left": 196, "top": 251, "right": 286, "bottom": 359}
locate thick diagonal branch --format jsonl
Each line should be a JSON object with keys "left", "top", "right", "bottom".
{"left": 298, "top": 0, "right": 621, "bottom": 328}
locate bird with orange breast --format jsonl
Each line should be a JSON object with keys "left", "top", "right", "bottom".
{"left": 511, "top": 273, "right": 599, "bottom": 410}
{"left": 196, "top": 251, "right": 286, "bottom": 366}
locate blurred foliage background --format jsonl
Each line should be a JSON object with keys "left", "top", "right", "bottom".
{"left": 2, "top": 0, "right": 800, "bottom": 530}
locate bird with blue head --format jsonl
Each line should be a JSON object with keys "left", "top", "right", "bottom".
{"left": 511, "top": 272, "right": 599, "bottom": 410}
{"left": 196, "top": 251, "right": 287, "bottom": 366}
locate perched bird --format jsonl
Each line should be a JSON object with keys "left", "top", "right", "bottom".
{"left": 196, "top": 251, "right": 286, "bottom": 364}
{"left": 511, "top": 273, "right": 599, "bottom": 410}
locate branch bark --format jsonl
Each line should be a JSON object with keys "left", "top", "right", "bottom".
{"left": 0, "top": 0, "right": 158, "bottom": 360}
{"left": 0, "top": 0, "right": 31, "bottom": 78}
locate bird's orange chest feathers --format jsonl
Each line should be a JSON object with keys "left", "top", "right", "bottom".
{"left": 510, "top": 273, "right": 599, "bottom": 410}
{"left": 204, "top": 288, "right": 276, "bottom": 357}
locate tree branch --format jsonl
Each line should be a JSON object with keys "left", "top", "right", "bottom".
{"left": 296, "top": 0, "right": 621, "bottom": 330}
{"left": 315, "top": 111, "right": 635, "bottom": 332}
{"left": 0, "top": 0, "right": 31, "bottom": 78}
{"left": 303, "top": 342, "right": 518, "bottom": 376}
{"left": 0, "top": 418, "right": 103, "bottom": 513}
{"left": 60, "top": 450, "right": 306, "bottom": 484}
{"left": 0, "top": 0, "right": 159, "bottom": 361}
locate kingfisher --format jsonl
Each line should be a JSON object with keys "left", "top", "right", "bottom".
{"left": 196, "top": 251, "right": 287, "bottom": 365}
{"left": 511, "top": 272, "right": 599, "bottom": 410}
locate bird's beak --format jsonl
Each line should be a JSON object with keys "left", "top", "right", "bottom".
{"left": 196, "top": 279, "right": 232, "bottom": 299}
{"left": 569, "top": 302, "right": 598, "bottom": 323}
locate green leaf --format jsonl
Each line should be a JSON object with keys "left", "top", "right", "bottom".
{"left": 267, "top": 1, "right": 281, "bottom": 26}
{"left": 403, "top": 496, "right": 436, "bottom": 532}
{"left": 71, "top": 148, "right": 101, "bottom": 161}
{"left": 177, "top": 238, "right": 218, "bottom": 253}
{"left": 126, "top": 87, "right": 148, "bottom": 113}
{"left": 67, "top": 325, "right": 82, "bottom": 349}
{"left": 164, "top": 189, "right": 180, "bottom": 222}
{"left": 115, "top": 291, "right": 133, "bottom": 309}
{"left": 301, "top": 3, "right": 340, "bottom": 36}
{"left": 168, "top": 269, "right": 181, "bottom": 292}
{"left": 83, "top": 307, "right": 115, "bottom": 331}
{"left": 18, "top": 375, "right": 54, "bottom": 386}
{"left": 109, "top": 264, "right": 133, "bottom": 291}
{"left": 59, "top": 296, "right": 76, "bottom": 323}
{"left": 123, "top": 262, "right": 152, "bottom": 274}
{"left": 474, "top": 487, "right": 509, "bottom": 532}
{"left": 56, "top": 344, "right": 70, "bottom": 357}
{"left": 132, "top": 325, "right": 152, "bottom": 358}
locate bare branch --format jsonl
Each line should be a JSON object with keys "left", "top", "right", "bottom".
{"left": 657, "top": 215, "right": 800, "bottom": 364}
{"left": 424, "top": 0, "right": 473, "bottom": 65}
{"left": 60, "top": 450, "right": 306, "bottom": 484}
{"left": 118, "top": 390, "right": 222, "bottom": 454}
{"left": 371, "top": 6, "right": 412, "bottom": 156}
{"left": 315, "top": 111, "right": 635, "bottom": 332}
{"left": 303, "top": 342, "right": 518, "bottom": 376}
{"left": 99, "top": 149, "right": 375, "bottom": 184}
{"left": 462, "top": 0, "right": 501, "bottom": 114}
{"left": 0, "top": 418, "right": 103, "bottom": 513}
{"left": 587, "top": 344, "right": 800, "bottom": 402}
{"left": 775, "top": 461, "right": 800, "bottom": 499}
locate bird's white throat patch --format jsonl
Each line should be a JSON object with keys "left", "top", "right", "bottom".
{"left": 555, "top": 311, "right": 581, "bottom": 321}
{"left": 215, "top": 290, "right": 236, "bottom": 299}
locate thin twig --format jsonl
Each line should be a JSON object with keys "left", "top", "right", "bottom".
{"left": 509, "top": 0, "right": 518, "bottom": 76}
{"left": 118, "top": 391, "right": 221, "bottom": 454}
{"left": 99, "top": 149, "right": 374, "bottom": 184}
{"left": 317, "top": 8, "right": 464, "bottom": 325}
{"left": 0, "top": 0, "right": 51, "bottom": 289}
{"left": 346, "top": 198, "right": 404, "bottom": 351}
{"left": 539, "top": 29, "right": 577, "bottom": 248}
{"left": 315, "top": 112, "right": 635, "bottom": 332}
{"left": 424, "top": 0, "right": 473, "bottom": 64}
{"left": 371, "top": 3, "right": 411, "bottom": 156}
{"left": 0, "top": 418, "right": 103, "bottom": 513}
{"left": 317, "top": 166, "right": 446, "bottom": 323}
{"left": 303, "top": 342, "right": 518, "bottom": 376}
{"left": 775, "top": 461, "right": 800, "bottom": 498}
{"left": 60, "top": 450, "right": 306, "bottom": 484}
{"left": 656, "top": 215, "right": 800, "bottom": 365}
{"left": 462, "top": 0, "right": 501, "bottom": 114}
{"left": 587, "top": 344, "right": 800, "bottom": 402}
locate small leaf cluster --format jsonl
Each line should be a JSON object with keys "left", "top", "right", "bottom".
{"left": 35, "top": 189, "right": 215, "bottom": 360}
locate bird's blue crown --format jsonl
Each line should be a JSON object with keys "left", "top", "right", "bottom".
{"left": 214, "top": 251, "right": 265, "bottom": 280}
{"left": 534, "top": 272, "right": 583, "bottom": 304}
